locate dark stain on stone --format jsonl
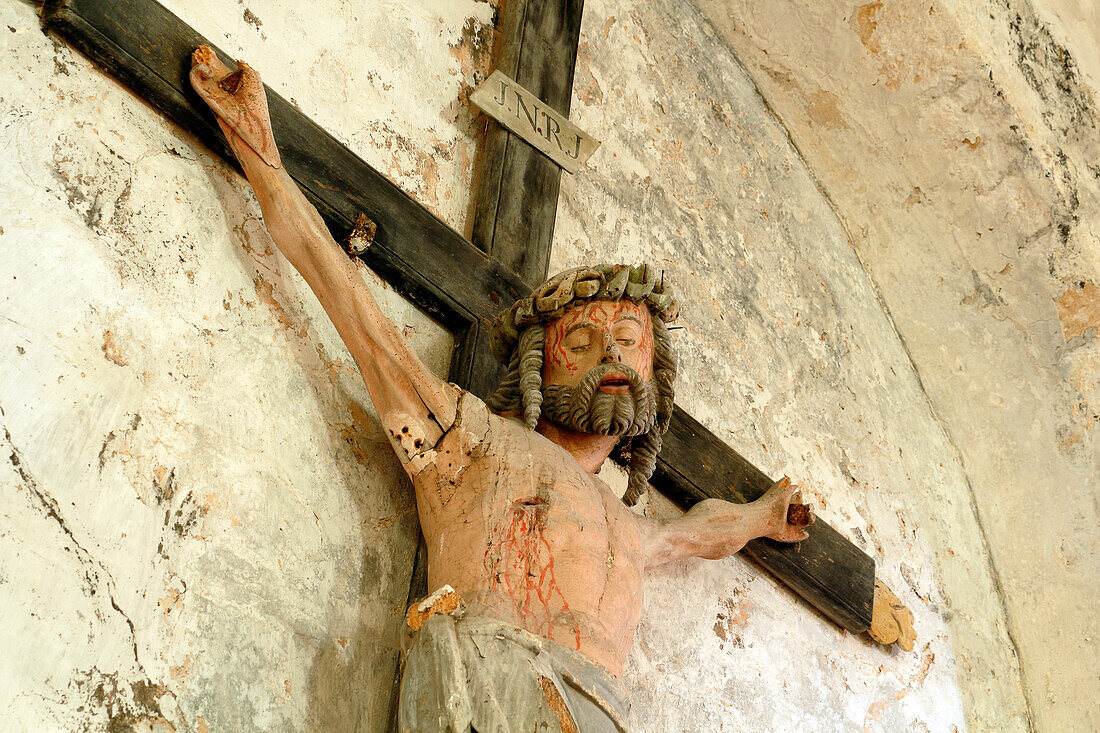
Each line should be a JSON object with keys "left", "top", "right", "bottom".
{"left": 710, "top": 99, "right": 731, "bottom": 127}
{"left": 449, "top": 15, "right": 495, "bottom": 103}
{"left": 168, "top": 490, "right": 208, "bottom": 538}
{"left": 129, "top": 679, "right": 168, "bottom": 712}
{"left": 960, "top": 269, "right": 1005, "bottom": 308}
{"left": 899, "top": 562, "right": 927, "bottom": 602}
{"left": 1004, "top": 2, "right": 1097, "bottom": 143}
{"left": 155, "top": 467, "right": 176, "bottom": 504}
{"left": 1001, "top": 0, "right": 1099, "bottom": 237}
{"left": 49, "top": 36, "right": 76, "bottom": 76}
{"left": 242, "top": 8, "right": 266, "bottom": 39}
{"left": 1058, "top": 220, "right": 1072, "bottom": 245}
{"left": 52, "top": 132, "right": 134, "bottom": 235}
{"left": 71, "top": 670, "right": 174, "bottom": 733}
{"left": 359, "top": 546, "right": 384, "bottom": 596}
{"left": 98, "top": 415, "right": 140, "bottom": 472}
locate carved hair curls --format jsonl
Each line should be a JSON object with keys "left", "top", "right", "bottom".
{"left": 487, "top": 264, "right": 679, "bottom": 506}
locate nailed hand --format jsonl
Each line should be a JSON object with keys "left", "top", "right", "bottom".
{"left": 189, "top": 45, "right": 281, "bottom": 168}
{"left": 760, "top": 476, "right": 814, "bottom": 543}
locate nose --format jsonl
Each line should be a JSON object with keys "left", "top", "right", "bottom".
{"left": 601, "top": 335, "right": 623, "bottom": 364}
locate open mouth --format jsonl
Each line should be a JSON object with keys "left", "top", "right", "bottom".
{"left": 597, "top": 373, "right": 631, "bottom": 393}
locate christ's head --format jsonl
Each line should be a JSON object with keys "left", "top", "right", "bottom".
{"left": 541, "top": 299, "right": 657, "bottom": 438}
{"left": 487, "top": 265, "right": 678, "bottom": 505}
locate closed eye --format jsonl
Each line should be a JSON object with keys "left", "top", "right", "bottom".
{"left": 565, "top": 334, "right": 594, "bottom": 352}
{"left": 611, "top": 323, "right": 642, "bottom": 347}
{"left": 564, "top": 324, "right": 597, "bottom": 352}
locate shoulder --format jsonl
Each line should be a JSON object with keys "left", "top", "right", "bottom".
{"left": 405, "top": 385, "right": 527, "bottom": 475}
{"left": 447, "top": 385, "right": 492, "bottom": 447}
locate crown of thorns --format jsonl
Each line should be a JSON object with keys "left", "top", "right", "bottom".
{"left": 489, "top": 264, "right": 680, "bottom": 363}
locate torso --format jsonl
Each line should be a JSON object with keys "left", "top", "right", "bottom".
{"left": 408, "top": 390, "right": 645, "bottom": 675}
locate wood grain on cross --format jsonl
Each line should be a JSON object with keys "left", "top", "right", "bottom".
{"left": 41, "top": 0, "right": 879, "bottom": 667}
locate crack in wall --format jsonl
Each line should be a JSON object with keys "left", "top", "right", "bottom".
{"left": 755, "top": 90, "right": 1037, "bottom": 732}
{"left": 1, "top": 408, "right": 181, "bottom": 725}
{"left": 683, "top": 4, "right": 1037, "bottom": 728}
{"left": 796, "top": 153, "right": 1038, "bottom": 733}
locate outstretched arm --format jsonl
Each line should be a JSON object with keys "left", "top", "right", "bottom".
{"left": 189, "top": 48, "right": 456, "bottom": 465}
{"left": 639, "top": 477, "right": 812, "bottom": 569}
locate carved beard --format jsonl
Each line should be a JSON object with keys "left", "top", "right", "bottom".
{"left": 541, "top": 362, "right": 658, "bottom": 437}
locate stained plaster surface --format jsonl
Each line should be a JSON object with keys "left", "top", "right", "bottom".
{"left": 0, "top": 0, "right": 497, "bottom": 728}
{"left": 159, "top": 0, "right": 498, "bottom": 235}
{"left": 0, "top": 0, "right": 1042, "bottom": 732}
{"left": 554, "top": 0, "right": 1029, "bottom": 730}
{"left": 688, "top": 0, "right": 1100, "bottom": 728}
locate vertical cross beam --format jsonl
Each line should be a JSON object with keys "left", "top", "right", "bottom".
{"left": 470, "top": 0, "right": 585, "bottom": 277}
{"left": 450, "top": 0, "right": 586, "bottom": 400}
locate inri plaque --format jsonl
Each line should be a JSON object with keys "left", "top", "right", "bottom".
{"left": 470, "top": 70, "right": 601, "bottom": 174}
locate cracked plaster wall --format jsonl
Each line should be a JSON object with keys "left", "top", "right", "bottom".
{"left": 685, "top": 0, "right": 1099, "bottom": 729}
{"left": 0, "top": 0, "right": 1075, "bottom": 730}
{"left": 0, "top": 0, "right": 488, "bottom": 729}
{"left": 555, "top": 1, "right": 1027, "bottom": 729}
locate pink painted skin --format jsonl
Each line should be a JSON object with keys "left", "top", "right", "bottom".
{"left": 535, "top": 301, "right": 655, "bottom": 472}
{"left": 543, "top": 300, "right": 654, "bottom": 386}
{"left": 189, "top": 48, "right": 813, "bottom": 676}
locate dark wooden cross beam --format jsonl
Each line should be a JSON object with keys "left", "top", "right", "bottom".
{"left": 42, "top": 0, "right": 874, "bottom": 651}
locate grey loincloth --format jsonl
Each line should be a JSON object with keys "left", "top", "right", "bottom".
{"left": 398, "top": 614, "right": 631, "bottom": 732}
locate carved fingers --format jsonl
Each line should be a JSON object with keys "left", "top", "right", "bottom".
{"left": 189, "top": 45, "right": 281, "bottom": 168}
{"left": 867, "top": 577, "right": 917, "bottom": 651}
{"left": 762, "top": 476, "right": 814, "bottom": 543}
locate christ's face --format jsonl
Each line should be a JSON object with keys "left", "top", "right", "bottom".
{"left": 543, "top": 300, "right": 654, "bottom": 389}
{"left": 539, "top": 300, "right": 657, "bottom": 437}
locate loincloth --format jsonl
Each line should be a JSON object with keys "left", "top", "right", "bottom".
{"left": 398, "top": 614, "right": 631, "bottom": 732}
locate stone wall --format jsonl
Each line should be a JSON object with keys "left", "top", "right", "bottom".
{"left": 3, "top": 0, "right": 1089, "bottom": 729}
{"left": 1, "top": 0, "right": 477, "bottom": 728}
{"left": 689, "top": 0, "right": 1099, "bottom": 728}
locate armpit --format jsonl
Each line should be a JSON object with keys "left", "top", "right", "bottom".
{"left": 393, "top": 387, "right": 491, "bottom": 505}
{"left": 386, "top": 415, "right": 443, "bottom": 469}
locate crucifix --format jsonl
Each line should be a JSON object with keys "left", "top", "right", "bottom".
{"left": 42, "top": 0, "right": 915, "bottom": 727}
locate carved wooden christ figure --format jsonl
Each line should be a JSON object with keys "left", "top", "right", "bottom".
{"left": 191, "top": 48, "right": 817, "bottom": 731}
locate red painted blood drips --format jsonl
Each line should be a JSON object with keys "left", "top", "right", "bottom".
{"left": 544, "top": 301, "right": 653, "bottom": 381}
{"left": 485, "top": 498, "right": 582, "bottom": 649}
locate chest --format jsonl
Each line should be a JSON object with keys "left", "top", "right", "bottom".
{"left": 417, "top": 412, "right": 643, "bottom": 566}
{"left": 496, "top": 419, "right": 635, "bottom": 523}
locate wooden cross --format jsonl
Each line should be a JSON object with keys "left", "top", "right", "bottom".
{"left": 42, "top": 0, "right": 880, "bottom": 696}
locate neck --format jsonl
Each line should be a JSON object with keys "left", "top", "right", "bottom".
{"left": 535, "top": 419, "right": 620, "bottom": 474}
